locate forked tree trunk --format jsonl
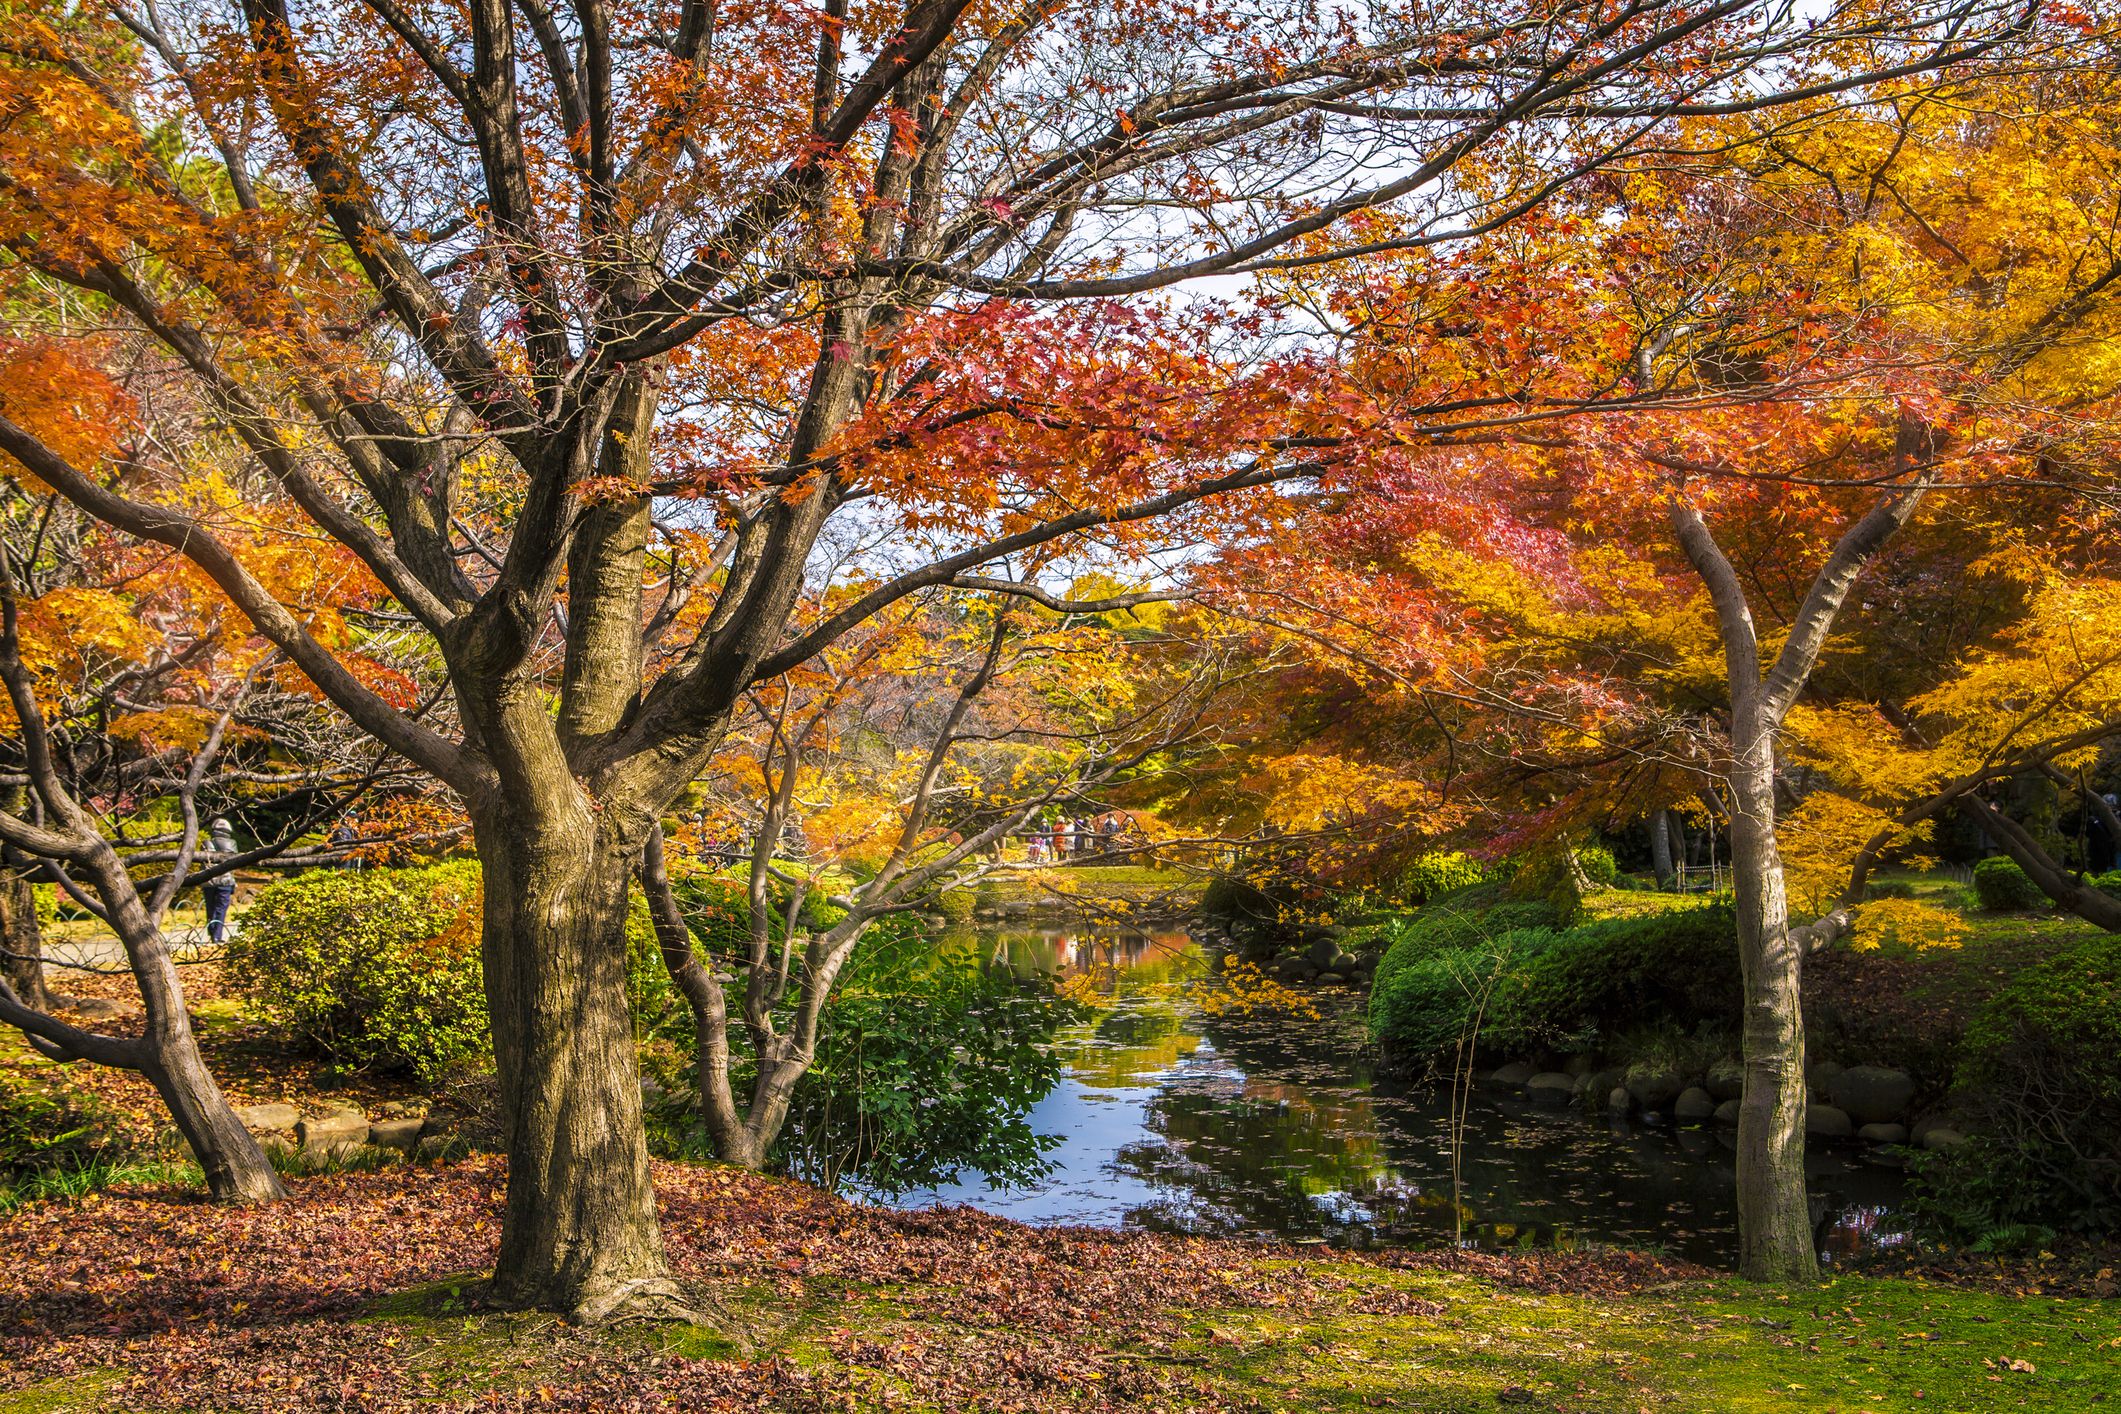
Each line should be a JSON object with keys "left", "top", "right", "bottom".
{"left": 1668, "top": 457, "right": 1928, "bottom": 1284}
{"left": 474, "top": 806, "right": 683, "bottom": 1322}
{"left": 1724, "top": 713, "right": 1818, "bottom": 1282}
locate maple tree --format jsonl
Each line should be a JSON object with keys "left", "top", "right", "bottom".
{"left": 1200, "top": 59, "right": 2121, "bottom": 1280}
{"left": 643, "top": 587, "right": 1222, "bottom": 1167}
{"left": 0, "top": 415, "right": 437, "bottom": 1202}
{"left": 0, "top": 0, "right": 2052, "bottom": 1314}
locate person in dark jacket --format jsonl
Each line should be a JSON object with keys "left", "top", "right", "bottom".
{"left": 201, "top": 818, "right": 239, "bottom": 945}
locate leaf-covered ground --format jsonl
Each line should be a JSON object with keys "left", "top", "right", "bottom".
{"left": 3, "top": 1159, "right": 2117, "bottom": 1413}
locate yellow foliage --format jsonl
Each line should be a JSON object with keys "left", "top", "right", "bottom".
{"left": 1778, "top": 793, "right": 1914, "bottom": 915}
{"left": 1852, "top": 898, "right": 1969, "bottom": 954}
{"left": 1784, "top": 704, "right": 1938, "bottom": 804}
{"left": 1196, "top": 961, "right": 1321, "bottom": 1022}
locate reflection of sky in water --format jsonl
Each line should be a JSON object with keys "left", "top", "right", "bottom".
{"left": 886, "top": 925, "right": 1909, "bottom": 1268}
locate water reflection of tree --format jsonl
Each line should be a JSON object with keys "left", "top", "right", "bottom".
{"left": 1126, "top": 993, "right": 1761, "bottom": 1254}
{"left": 1117, "top": 1084, "right": 1403, "bottom": 1241}
{"left": 901, "top": 924, "right": 1909, "bottom": 1263}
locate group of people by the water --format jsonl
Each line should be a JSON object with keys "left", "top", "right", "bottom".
{"left": 1021, "top": 812, "right": 1130, "bottom": 864}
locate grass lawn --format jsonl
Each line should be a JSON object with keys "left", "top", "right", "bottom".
{"left": 3, "top": 1159, "right": 2116, "bottom": 1413}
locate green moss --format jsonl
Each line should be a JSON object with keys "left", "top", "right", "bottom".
{"left": 0, "top": 1370, "right": 122, "bottom": 1414}
{"left": 361, "top": 1273, "right": 490, "bottom": 1319}
{"left": 1172, "top": 1269, "right": 2121, "bottom": 1412}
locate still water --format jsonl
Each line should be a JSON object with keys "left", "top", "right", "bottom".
{"left": 890, "top": 925, "right": 1907, "bottom": 1269}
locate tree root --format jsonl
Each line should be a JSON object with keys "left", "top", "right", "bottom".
{"left": 567, "top": 1275, "right": 699, "bottom": 1327}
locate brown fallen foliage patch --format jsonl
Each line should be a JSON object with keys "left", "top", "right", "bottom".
{"left": 1851, "top": 1239, "right": 2121, "bottom": 1300}
{"left": 0, "top": 1158, "right": 1705, "bottom": 1412}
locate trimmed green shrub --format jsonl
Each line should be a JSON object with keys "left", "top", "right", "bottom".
{"left": 1971, "top": 855, "right": 2045, "bottom": 912}
{"left": 1576, "top": 844, "right": 1619, "bottom": 887}
{"left": 1397, "top": 851, "right": 1486, "bottom": 905}
{"left": 1911, "top": 933, "right": 2121, "bottom": 1238}
{"left": 1370, "top": 898, "right": 1739, "bottom": 1061}
{"left": 1483, "top": 903, "right": 1739, "bottom": 1055}
{"left": 229, "top": 862, "right": 487, "bottom": 1080}
{"left": 1368, "top": 928, "right": 1556, "bottom": 1061}
{"left": 1369, "top": 888, "right": 1555, "bottom": 995}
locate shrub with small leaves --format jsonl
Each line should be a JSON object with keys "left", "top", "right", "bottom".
{"left": 1397, "top": 851, "right": 1487, "bottom": 906}
{"left": 1971, "top": 855, "right": 2045, "bottom": 912}
{"left": 227, "top": 862, "right": 487, "bottom": 1081}
{"left": 1911, "top": 932, "right": 2121, "bottom": 1238}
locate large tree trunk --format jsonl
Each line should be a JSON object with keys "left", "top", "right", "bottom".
{"left": 1724, "top": 712, "right": 1819, "bottom": 1282}
{"left": 1649, "top": 809, "right": 1676, "bottom": 889}
{"left": 475, "top": 805, "right": 684, "bottom": 1322}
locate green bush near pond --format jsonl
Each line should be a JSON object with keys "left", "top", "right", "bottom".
{"left": 934, "top": 887, "right": 978, "bottom": 924}
{"left": 770, "top": 928, "right": 1087, "bottom": 1193}
{"left": 1486, "top": 902, "right": 1740, "bottom": 1055}
{"left": 1369, "top": 893, "right": 1738, "bottom": 1062}
{"left": 1911, "top": 931, "right": 2121, "bottom": 1241}
{"left": 1367, "top": 885, "right": 1555, "bottom": 995}
{"left": 1395, "top": 851, "right": 1486, "bottom": 905}
{"left": 1367, "top": 928, "right": 1551, "bottom": 1060}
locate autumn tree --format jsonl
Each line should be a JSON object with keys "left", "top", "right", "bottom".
{"left": 0, "top": 0, "right": 2045, "bottom": 1315}
{"left": 1200, "top": 59, "right": 2121, "bottom": 1279}
{"left": 0, "top": 405, "right": 433, "bottom": 1201}
{"left": 643, "top": 584, "right": 1223, "bottom": 1165}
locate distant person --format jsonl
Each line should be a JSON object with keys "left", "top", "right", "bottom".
{"left": 329, "top": 822, "right": 362, "bottom": 870}
{"left": 1071, "top": 815, "right": 1091, "bottom": 857}
{"left": 201, "top": 818, "right": 239, "bottom": 945}
{"left": 1101, "top": 813, "right": 1123, "bottom": 854}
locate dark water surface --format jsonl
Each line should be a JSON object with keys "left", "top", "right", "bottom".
{"left": 888, "top": 925, "right": 1908, "bottom": 1269}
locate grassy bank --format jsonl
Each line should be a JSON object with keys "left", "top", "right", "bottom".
{"left": 979, "top": 860, "right": 1211, "bottom": 911}
{"left": 3, "top": 1159, "right": 2116, "bottom": 1413}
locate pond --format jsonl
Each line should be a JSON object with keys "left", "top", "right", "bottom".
{"left": 886, "top": 924, "right": 1909, "bottom": 1269}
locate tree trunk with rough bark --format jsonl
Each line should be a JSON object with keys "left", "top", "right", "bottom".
{"left": 148, "top": 1019, "right": 285, "bottom": 1205}
{"left": 1650, "top": 809, "right": 1676, "bottom": 889}
{"left": 474, "top": 802, "right": 685, "bottom": 1321}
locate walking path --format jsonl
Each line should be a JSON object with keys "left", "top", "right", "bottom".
{"left": 39, "top": 928, "right": 221, "bottom": 975}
